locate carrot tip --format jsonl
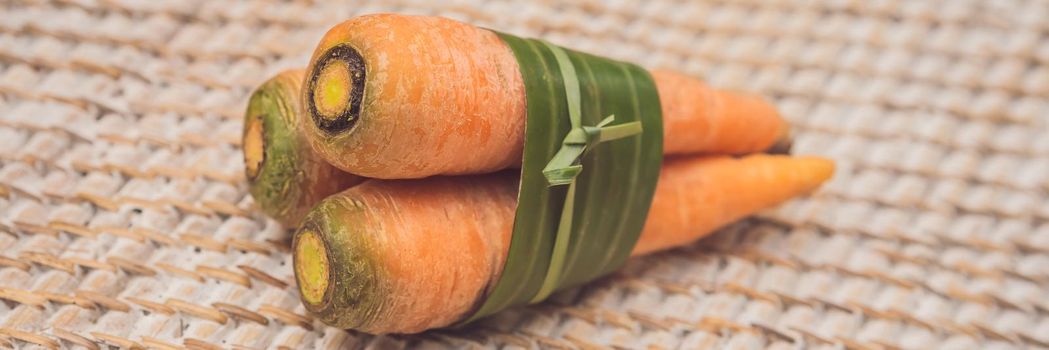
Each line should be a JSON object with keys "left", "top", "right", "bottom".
{"left": 766, "top": 130, "right": 793, "bottom": 155}
{"left": 811, "top": 157, "right": 837, "bottom": 183}
{"left": 294, "top": 228, "right": 330, "bottom": 306}
{"left": 794, "top": 156, "right": 837, "bottom": 187}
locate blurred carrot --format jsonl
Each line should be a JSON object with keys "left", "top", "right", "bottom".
{"left": 244, "top": 69, "right": 364, "bottom": 227}
{"left": 631, "top": 155, "right": 833, "bottom": 255}
{"left": 301, "top": 14, "right": 788, "bottom": 179}
{"left": 293, "top": 154, "right": 834, "bottom": 333}
{"left": 653, "top": 70, "right": 788, "bottom": 156}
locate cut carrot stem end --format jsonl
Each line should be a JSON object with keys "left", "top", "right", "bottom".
{"left": 314, "top": 61, "right": 352, "bottom": 121}
{"left": 244, "top": 69, "right": 365, "bottom": 227}
{"left": 243, "top": 114, "right": 265, "bottom": 180}
{"left": 295, "top": 229, "right": 330, "bottom": 306}
{"left": 307, "top": 44, "right": 367, "bottom": 135}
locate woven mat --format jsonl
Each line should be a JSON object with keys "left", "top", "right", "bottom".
{"left": 1, "top": 0, "right": 1047, "bottom": 348}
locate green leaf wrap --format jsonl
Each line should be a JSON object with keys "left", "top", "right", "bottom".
{"left": 462, "top": 32, "right": 663, "bottom": 323}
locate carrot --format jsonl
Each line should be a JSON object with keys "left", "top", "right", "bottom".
{"left": 293, "top": 154, "right": 834, "bottom": 333}
{"left": 301, "top": 14, "right": 788, "bottom": 179}
{"left": 653, "top": 70, "right": 788, "bottom": 156}
{"left": 631, "top": 155, "right": 833, "bottom": 255}
{"left": 244, "top": 69, "right": 365, "bottom": 227}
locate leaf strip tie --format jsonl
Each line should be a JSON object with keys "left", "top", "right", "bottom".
{"left": 530, "top": 40, "right": 643, "bottom": 303}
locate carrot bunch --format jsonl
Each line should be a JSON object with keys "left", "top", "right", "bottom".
{"left": 240, "top": 13, "right": 835, "bottom": 334}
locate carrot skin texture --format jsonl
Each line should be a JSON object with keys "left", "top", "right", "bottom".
{"left": 294, "top": 154, "right": 834, "bottom": 333}
{"left": 303, "top": 14, "right": 788, "bottom": 179}
{"left": 303, "top": 14, "right": 527, "bottom": 179}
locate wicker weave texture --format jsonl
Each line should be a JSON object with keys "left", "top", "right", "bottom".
{"left": 0, "top": 0, "right": 1047, "bottom": 349}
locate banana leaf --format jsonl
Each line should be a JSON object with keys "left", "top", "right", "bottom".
{"left": 462, "top": 33, "right": 663, "bottom": 323}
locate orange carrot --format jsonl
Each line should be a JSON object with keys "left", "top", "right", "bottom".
{"left": 293, "top": 154, "right": 834, "bottom": 333}
{"left": 653, "top": 70, "right": 788, "bottom": 156}
{"left": 301, "top": 14, "right": 788, "bottom": 179}
{"left": 631, "top": 155, "right": 833, "bottom": 255}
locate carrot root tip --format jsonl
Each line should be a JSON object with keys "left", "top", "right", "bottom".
{"left": 307, "top": 44, "right": 366, "bottom": 135}
{"left": 766, "top": 129, "right": 793, "bottom": 155}
{"left": 295, "top": 228, "right": 331, "bottom": 306}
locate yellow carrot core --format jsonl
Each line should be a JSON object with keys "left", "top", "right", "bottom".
{"left": 313, "top": 61, "right": 352, "bottom": 121}
{"left": 295, "top": 229, "right": 329, "bottom": 305}
{"left": 243, "top": 115, "right": 265, "bottom": 180}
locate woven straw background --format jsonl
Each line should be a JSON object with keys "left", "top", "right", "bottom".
{"left": 1, "top": 0, "right": 1047, "bottom": 349}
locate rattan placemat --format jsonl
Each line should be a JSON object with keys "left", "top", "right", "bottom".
{"left": 0, "top": 0, "right": 1047, "bottom": 348}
